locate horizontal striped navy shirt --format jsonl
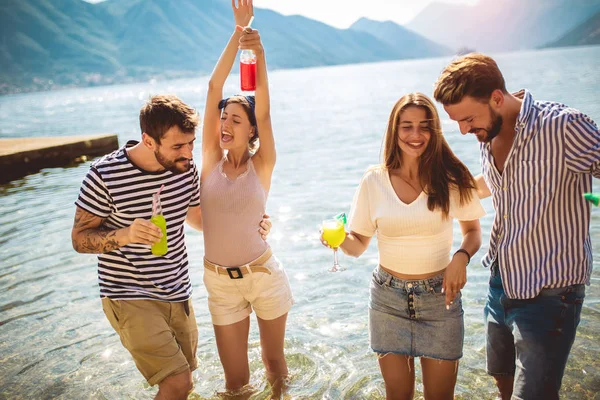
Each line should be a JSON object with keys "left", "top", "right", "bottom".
{"left": 75, "top": 141, "right": 201, "bottom": 302}
{"left": 481, "top": 90, "right": 600, "bottom": 299}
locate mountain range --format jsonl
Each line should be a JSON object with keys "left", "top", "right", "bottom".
{"left": 0, "top": 0, "right": 598, "bottom": 94}
{"left": 406, "top": 0, "right": 600, "bottom": 51}
{"left": 544, "top": 10, "right": 600, "bottom": 48}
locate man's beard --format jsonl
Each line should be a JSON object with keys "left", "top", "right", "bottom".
{"left": 473, "top": 107, "right": 503, "bottom": 143}
{"left": 154, "top": 149, "right": 191, "bottom": 174}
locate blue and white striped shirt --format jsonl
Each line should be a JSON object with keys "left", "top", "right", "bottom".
{"left": 481, "top": 90, "right": 600, "bottom": 299}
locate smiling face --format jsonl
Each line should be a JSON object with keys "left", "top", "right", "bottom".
{"left": 150, "top": 125, "right": 195, "bottom": 173}
{"left": 443, "top": 95, "right": 504, "bottom": 143}
{"left": 382, "top": 93, "right": 444, "bottom": 171}
{"left": 397, "top": 106, "right": 432, "bottom": 159}
{"left": 220, "top": 102, "right": 255, "bottom": 151}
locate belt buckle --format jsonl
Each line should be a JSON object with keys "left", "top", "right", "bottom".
{"left": 226, "top": 267, "right": 243, "bottom": 279}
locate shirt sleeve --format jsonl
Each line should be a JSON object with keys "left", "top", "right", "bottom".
{"left": 564, "top": 111, "right": 600, "bottom": 178}
{"left": 189, "top": 163, "right": 201, "bottom": 207}
{"left": 348, "top": 170, "right": 377, "bottom": 237}
{"left": 74, "top": 165, "right": 111, "bottom": 218}
{"left": 449, "top": 187, "right": 486, "bottom": 221}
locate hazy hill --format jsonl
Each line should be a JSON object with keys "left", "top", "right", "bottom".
{"left": 349, "top": 17, "right": 452, "bottom": 59}
{"left": 2, "top": 0, "right": 597, "bottom": 94}
{"left": 0, "top": 0, "right": 449, "bottom": 94}
{"left": 544, "top": 10, "right": 600, "bottom": 48}
{"left": 405, "top": 0, "right": 600, "bottom": 52}
{"left": 0, "top": 0, "right": 119, "bottom": 78}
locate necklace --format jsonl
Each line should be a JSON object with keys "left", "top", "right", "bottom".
{"left": 397, "top": 174, "right": 422, "bottom": 194}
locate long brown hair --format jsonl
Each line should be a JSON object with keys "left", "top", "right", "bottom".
{"left": 382, "top": 92, "right": 476, "bottom": 218}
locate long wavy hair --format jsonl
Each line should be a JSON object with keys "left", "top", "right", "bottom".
{"left": 382, "top": 92, "right": 476, "bottom": 218}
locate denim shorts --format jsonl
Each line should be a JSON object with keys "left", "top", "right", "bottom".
{"left": 369, "top": 266, "right": 464, "bottom": 360}
{"left": 484, "top": 261, "right": 585, "bottom": 400}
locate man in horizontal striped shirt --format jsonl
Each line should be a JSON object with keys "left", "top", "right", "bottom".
{"left": 71, "top": 95, "right": 270, "bottom": 399}
{"left": 434, "top": 54, "right": 599, "bottom": 400}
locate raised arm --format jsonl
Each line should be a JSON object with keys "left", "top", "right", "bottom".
{"left": 250, "top": 36, "right": 270, "bottom": 124}
{"left": 239, "top": 28, "right": 275, "bottom": 174}
{"left": 202, "top": 0, "right": 254, "bottom": 175}
{"left": 72, "top": 207, "right": 162, "bottom": 254}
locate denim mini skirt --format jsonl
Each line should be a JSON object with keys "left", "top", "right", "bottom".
{"left": 369, "top": 266, "right": 464, "bottom": 360}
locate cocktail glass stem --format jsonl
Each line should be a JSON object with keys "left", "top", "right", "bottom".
{"left": 329, "top": 248, "right": 342, "bottom": 272}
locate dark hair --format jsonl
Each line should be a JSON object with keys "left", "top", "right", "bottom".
{"left": 382, "top": 92, "right": 476, "bottom": 218}
{"left": 219, "top": 95, "right": 259, "bottom": 152}
{"left": 433, "top": 53, "right": 507, "bottom": 105}
{"left": 140, "top": 95, "right": 199, "bottom": 143}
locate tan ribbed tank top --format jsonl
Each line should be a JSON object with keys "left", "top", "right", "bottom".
{"left": 200, "top": 157, "right": 269, "bottom": 267}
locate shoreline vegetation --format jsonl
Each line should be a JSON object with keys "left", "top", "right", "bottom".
{"left": 3, "top": 44, "right": 600, "bottom": 97}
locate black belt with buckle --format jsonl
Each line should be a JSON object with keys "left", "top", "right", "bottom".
{"left": 227, "top": 267, "right": 243, "bottom": 279}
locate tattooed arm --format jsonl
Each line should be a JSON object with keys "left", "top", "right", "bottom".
{"left": 71, "top": 207, "right": 162, "bottom": 254}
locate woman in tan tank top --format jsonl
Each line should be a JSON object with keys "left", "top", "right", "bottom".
{"left": 199, "top": 1, "right": 293, "bottom": 397}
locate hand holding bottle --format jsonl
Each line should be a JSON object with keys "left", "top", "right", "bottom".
{"left": 238, "top": 27, "right": 264, "bottom": 55}
{"left": 124, "top": 219, "right": 163, "bottom": 246}
{"left": 237, "top": 25, "right": 262, "bottom": 92}
{"left": 150, "top": 185, "right": 168, "bottom": 256}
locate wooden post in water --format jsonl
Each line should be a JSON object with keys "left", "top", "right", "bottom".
{"left": 0, "top": 134, "right": 118, "bottom": 184}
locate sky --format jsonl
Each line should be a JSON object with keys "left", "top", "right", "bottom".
{"left": 84, "top": 0, "right": 481, "bottom": 29}
{"left": 252, "top": 0, "right": 480, "bottom": 28}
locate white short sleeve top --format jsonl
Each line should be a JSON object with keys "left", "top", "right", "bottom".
{"left": 348, "top": 165, "right": 485, "bottom": 274}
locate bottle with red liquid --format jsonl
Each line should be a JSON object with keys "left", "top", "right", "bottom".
{"left": 240, "top": 49, "right": 256, "bottom": 92}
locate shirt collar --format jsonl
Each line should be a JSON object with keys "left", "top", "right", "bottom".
{"left": 481, "top": 89, "right": 534, "bottom": 155}
{"left": 514, "top": 89, "right": 534, "bottom": 129}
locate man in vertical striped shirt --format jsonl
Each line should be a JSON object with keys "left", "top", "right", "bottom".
{"left": 434, "top": 54, "right": 599, "bottom": 400}
{"left": 71, "top": 95, "right": 271, "bottom": 400}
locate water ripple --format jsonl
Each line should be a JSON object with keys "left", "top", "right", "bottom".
{"left": 0, "top": 291, "right": 54, "bottom": 312}
{"left": 0, "top": 46, "right": 599, "bottom": 399}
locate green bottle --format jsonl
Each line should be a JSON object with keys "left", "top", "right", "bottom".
{"left": 151, "top": 187, "right": 168, "bottom": 256}
{"left": 584, "top": 192, "right": 600, "bottom": 206}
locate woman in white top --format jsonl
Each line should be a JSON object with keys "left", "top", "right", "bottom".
{"left": 323, "top": 93, "right": 485, "bottom": 399}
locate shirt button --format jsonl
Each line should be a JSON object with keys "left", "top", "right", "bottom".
{"left": 503, "top": 187, "right": 507, "bottom": 191}
{"left": 504, "top": 214, "right": 508, "bottom": 219}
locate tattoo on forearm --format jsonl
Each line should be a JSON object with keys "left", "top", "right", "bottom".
{"left": 72, "top": 209, "right": 122, "bottom": 254}
{"left": 76, "top": 227, "right": 122, "bottom": 254}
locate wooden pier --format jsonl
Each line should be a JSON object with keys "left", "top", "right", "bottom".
{"left": 0, "top": 134, "right": 118, "bottom": 184}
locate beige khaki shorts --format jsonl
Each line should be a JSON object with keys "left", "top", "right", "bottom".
{"left": 203, "top": 254, "right": 294, "bottom": 326}
{"left": 101, "top": 297, "right": 198, "bottom": 386}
